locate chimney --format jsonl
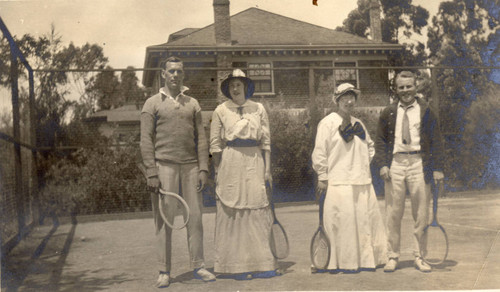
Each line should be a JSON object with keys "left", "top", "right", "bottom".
{"left": 213, "top": 0, "right": 231, "bottom": 46}
{"left": 369, "top": 0, "right": 382, "bottom": 42}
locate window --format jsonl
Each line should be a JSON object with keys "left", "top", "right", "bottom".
{"left": 248, "top": 63, "right": 272, "bottom": 93}
{"left": 334, "top": 62, "right": 358, "bottom": 88}
{"left": 233, "top": 62, "right": 274, "bottom": 94}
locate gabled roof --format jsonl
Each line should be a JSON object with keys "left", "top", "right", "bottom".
{"left": 167, "top": 28, "right": 200, "bottom": 43}
{"left": 151, "top": 8, "right": 386, "bottom": 48}
{"left": 143, "top": 7, "right": 402, "bottom": 86}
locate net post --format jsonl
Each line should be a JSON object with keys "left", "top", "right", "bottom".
{"left": 10, "top": 48, "right": 26, "bottom": 238}
{"left": 28, "top": 69, "right": 41, "bottom": 225}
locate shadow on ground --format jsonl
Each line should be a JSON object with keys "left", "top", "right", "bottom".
{"left": 1, "top": 221, "right": 136, "bottom": 292}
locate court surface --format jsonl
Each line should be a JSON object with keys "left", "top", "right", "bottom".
{"left": 3, "top": 189, "right": 499, "bottom": 291}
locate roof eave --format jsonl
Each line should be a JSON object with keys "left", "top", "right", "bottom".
{"left": 142, "top": 43, "right": 404, "bottom": 87}
{"left": 146, "top": 43, "right": 403, "bottom": 51}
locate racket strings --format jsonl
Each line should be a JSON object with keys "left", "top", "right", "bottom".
{"left": 311, "top": 231, "right": 330, "bottom": 269}
{"left": 421, "top": 226, "right": 448, "bottom": 265}
{"left": 270, "top": 223, "right": 289, "bottom": 259}
{"left": 158, "top": 191, "right": 190, "bottom": 230}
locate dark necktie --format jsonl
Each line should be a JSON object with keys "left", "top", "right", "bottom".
{"left": 237, "top": 106, "right": 244, "bottom": 118}
{"left": 402, "top": 105, "right": 412, "bottom": 145}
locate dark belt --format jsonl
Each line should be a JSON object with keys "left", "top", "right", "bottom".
{"left": 397, "top": 151, "right": 421, "bottom": 155}
{"left": 226, "top": 139, "right": 260, "bottom": 147}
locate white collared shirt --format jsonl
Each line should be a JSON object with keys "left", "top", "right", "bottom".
{"left": 393, "top": 100, "right": 421, "bottom": 153}
{"left": 159, "top": 86, "right": 189, "bottom": 101}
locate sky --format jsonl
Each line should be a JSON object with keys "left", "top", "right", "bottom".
{"left": 0, "top": 0, "right": 443, "bottom": 112}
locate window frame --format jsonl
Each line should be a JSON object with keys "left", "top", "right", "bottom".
{"left": 333, "top": 61, "right": 359, "bottom": 89}
{"left": 233, "top": 61, "right": 275, "bottom": 95}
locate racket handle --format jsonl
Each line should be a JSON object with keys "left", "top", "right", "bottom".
{"left": 137, "top": 161, "right": 147, "bottom": 178}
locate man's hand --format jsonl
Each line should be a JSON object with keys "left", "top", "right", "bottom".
{"left": 433, "top": 171, "right": 444, "bottom": 185}
{"left": 380, "top": 166, "right": 391, "bottom": 181}
{"left": 147, "top": 176, "right": 160, "bottom": 192}
{"left": 197, "top": 171, "right": 208, "bottom": 192}
{"left": 315, "top": 180, "right": 328, "bottom": 201}
{"left": 317, "top": 180, "right": 327, "bottom": 191}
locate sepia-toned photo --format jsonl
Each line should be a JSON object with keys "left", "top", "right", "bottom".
{"left": 0, "top": 0, "right": 499, "bottom": 291}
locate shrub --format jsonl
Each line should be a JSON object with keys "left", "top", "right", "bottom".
{"left": 39, "top": 142, "right": 150, "bottom": 216}
{"left": 462, "top": 85, "right": 500, "bottom": 189}
{"left": 260, "top": 98, "right": 316, "bottom": 201}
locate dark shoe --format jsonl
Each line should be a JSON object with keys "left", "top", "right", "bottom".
{"left": 234, "top": 273, "right": 253, "bottom": 280}
{"left": 252, "top": 269, "right": 282, "bottom": 278}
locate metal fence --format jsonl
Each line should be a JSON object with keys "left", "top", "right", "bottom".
{"left": 1, "top": 19, "right": 499, "bottom": 253}
{"left": 0, "top": 17, "right": 38, "bottom": 255}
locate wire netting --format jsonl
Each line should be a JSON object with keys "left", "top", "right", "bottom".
{"left": 2, "top": 64, "right": 499, "bottom": 249}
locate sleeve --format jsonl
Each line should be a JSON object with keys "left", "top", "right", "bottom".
{"left": 140, "top": 98, "right": 158, "bottom": 178}
{"left": 311, "top": 118, "right": 330, "bottom": 181}
{"left": 259, "top": 104, "right": 271, "bottom": 152}
{"left": 194, "top": 101, "right": 209, "bottom": 172}
{"left": 362, "top": 121, "right": 375, "bottom": 162}
{"left": 209, "top": 106, "right": 224, "bottom": 154}
{"left": 428, "top": 108, "right": 445, "bottom": 172}
{"left": 373, "top": 108, "right": 390, "bottom": 169}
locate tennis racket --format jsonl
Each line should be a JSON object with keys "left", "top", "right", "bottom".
{"left": 137, "top": 161, "right": 190, "bottom": 230}
{"left": 266, "top": 182, "right": 290, "bottom": 259}
{"left": 420, "top": 180, "right": 449, "bottom": 266}
{"left": 310, "top": 188, "right": 331, "bottom": 270}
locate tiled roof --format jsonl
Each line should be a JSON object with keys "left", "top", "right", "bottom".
{"left": 152, "top": 8, "right": 383, "bottom": 48}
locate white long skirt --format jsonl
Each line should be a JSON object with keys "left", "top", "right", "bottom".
{"left": 214, "top": 200, "right": 276, "bottom": 274}
{"left": 324, "top": 184, "right": 387, "bottom": 270}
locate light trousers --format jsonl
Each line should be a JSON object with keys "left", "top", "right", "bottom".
{"left": 385, "top": 153, "right": 430, "bottom": 259}
{"left": 153, "top": 161, "right": 205, "bottom": 272}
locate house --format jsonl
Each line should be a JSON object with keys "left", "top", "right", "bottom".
{"left": 142, "top": 0, "right": 402, "bottom": 111}
{"left": 91, "top": 0, "right": 402, "bottom": 138}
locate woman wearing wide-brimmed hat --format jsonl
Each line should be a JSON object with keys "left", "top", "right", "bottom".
{"left": 311, "top": 83, "right": 387, "bottom": 273}
{"left": 210, "top": 69, "right": 279, "bottom": 279}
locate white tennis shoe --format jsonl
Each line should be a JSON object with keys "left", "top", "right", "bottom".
{"left": 414, "top": 257, "right": 432, "bottom": 272}
{"left": 155, "top": 273, "right": 170, "bottom": 288}
{"left": 194, "top": 268, "right": 216, "bottom": 282}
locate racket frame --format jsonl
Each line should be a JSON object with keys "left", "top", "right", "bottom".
{"left": 136, "top": 161, "right": 191, "bottom": 230}
{"left": 420, "top": 180, "right": 449, "bottom": 266}
{"left": 310, "top": 188, "right": 331, "bottom": 270}
{"left": 267, "top": 183, "right": 290, "bottom": 259}
{"left": 158, "top": 188, "right": 191, "bottom": 230}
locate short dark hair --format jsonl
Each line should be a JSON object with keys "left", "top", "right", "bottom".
{"left": 395, "top": 70, "right": 416, "bottom": 85}
{"left": 163, "top": 56, "right": 183, "bottom": 68}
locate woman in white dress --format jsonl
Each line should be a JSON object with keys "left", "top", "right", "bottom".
{"left": 311, "top": 83, "right": 387, "bottom": 273}
{"left": 210, "top": 69, "right": 279, "bottom": 279}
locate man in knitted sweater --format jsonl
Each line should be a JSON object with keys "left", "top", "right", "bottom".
{"left": 140, "top": 56, "right": 215, "bottom": 287}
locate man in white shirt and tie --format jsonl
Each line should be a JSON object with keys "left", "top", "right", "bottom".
{"left": 374, "top": 70, "right": 445, "bottom": 273}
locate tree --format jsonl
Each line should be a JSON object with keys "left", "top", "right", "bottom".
{"left": 337, "top": 0, "right": 429, "bottom": 65}
{"left": 119, "top": 67, "right": 147, "bottom": 108}
{"left": 427, "top": 0, "right": 500, "bottom": 187}
{"left": 84, "top": 66, "right": 122, "bottom": 111}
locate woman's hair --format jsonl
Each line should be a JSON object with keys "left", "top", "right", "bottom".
{"left": 229, "top": 78, "right": 250, "bottom": 99}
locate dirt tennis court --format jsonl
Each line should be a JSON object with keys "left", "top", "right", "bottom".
{"left": 3, "top": 189, "right": 499, "bottom": 291}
